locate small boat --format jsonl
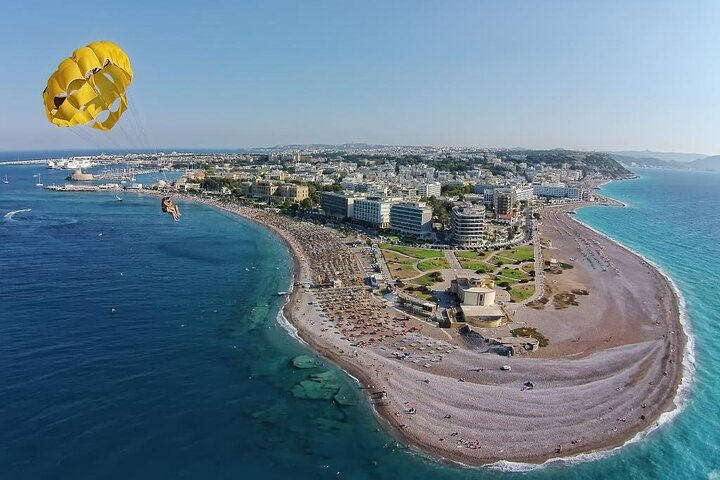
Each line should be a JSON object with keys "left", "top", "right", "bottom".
{"left": 277, "top": 291, "right": 289, "bottom": 296}
{"left": 115, "top": 195, "right": 123, "bottom": 202}
{"left": 2, "top": 174, "right": 8, "bottom": 184}
{"left": 35, "top": 174, "right": 43, "bottom": 187}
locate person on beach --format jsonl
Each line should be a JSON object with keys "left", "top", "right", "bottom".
{"left": 161, "top": 196, "right": 181, "bottom": 221}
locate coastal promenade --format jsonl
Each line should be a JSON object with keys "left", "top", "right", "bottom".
{"left": 186, "top": 196, "right": 685, "bottom": 466}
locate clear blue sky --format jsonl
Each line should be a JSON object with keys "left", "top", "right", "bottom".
{"left": 2, "top": 0, "right": 720, "bottom": 153}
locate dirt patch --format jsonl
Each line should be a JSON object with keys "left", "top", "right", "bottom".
{"left": 527, "top": 296, "right": 549, "bottom": 310}
{"left": 511, "top": 327, "right": 549, "bottom": 347}
{"left": 553, "top": 292, "right": 579, "bottom": 309}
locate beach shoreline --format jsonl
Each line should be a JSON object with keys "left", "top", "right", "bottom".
{"left": 161, "top": 192, "right": 687, "bottom": 468}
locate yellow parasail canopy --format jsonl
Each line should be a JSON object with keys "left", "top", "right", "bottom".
{"left": 43, "top": 41, "right": 133, "bottom": 131}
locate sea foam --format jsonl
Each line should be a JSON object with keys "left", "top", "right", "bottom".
{"left": 3, "top": 208, "right": 31, "bottom": 221}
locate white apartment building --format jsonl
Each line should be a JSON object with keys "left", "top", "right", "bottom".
{"left": 418, "top": 182, "right": 442, "bottom": 198}
{"left": 532, "top": 184, "right": 582, "bottom": 200}
{"left": 451, "top": 204, "right": 486, "bottom": 247}
{"left": 352, "top": 197, "right": 393, "bottom": 229}
{"left": 514, "top": 185, "right": 534, "bottom": 202}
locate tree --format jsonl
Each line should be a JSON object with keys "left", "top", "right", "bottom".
{"left": 441, "top": 184, "right": 472, "bottom": 197}
{"left": 299, "top": 197, "right": 313, "bottom": 210}
{"left": 427, "top": 195, "right": 453, "bottom": 229}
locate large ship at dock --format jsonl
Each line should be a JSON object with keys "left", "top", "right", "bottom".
{"left": 47, "top": 158, "right": 94, "bottom": 170}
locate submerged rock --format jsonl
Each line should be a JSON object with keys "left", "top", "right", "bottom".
{"left": 250, "top": 399, "right": 290, "bottom": 425}
{"left": 291, "top": 354, "right": 321, "bottom": 369}
{"left": 313, "top": 416, "right": 347, "bottom": 431}
{"left": 332, "top": 386, "right": 357, "bottom": 407}
{"left": 290, "top": 370, "right": 341, "bottom": 400}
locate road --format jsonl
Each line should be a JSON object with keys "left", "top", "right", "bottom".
{"left": 444, "top": 250, "right": 462, "bottom": 271}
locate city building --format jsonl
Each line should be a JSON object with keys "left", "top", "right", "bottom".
{"left": 418, "top": 182, "right": 442, "bottom": 198}
{"left": 390, "top": 202, "right": 433, "bottom": 238}
{"left": 321, "top": 192, "right": 359, "bottom": 219}
{"left": 482, "top": 188, "right": 495, "bottom": 207}
{"left": 240, "top": 181, "right": 252, "bottom": 196}
{"left": 352, "top": 197, "right": 393, "bottom": 229}
{"left": 532, "top": 184, "right": 581, "bottom": 200}
{"left": 514, "top": 185, "right": 534, "bottom": 202}
{"left": 493, "top": 188, "right": 516, "bottom": 217}
{"left": 251, "top": 181, "right": 277, "bottom": 199}
{"left": 277, "top": 183, "right": 309, "bottom": 203}
{"left": 473, "top": 183, "right": 497, "bottom": 195}
{"left": 450, "top": 275, "right": 504, "bottom": 328}
{"left": 266, "top": 170, "right": 287, "bottom": 182}
{"left": 451, "top": 204, "right": 486, "bottom": 247}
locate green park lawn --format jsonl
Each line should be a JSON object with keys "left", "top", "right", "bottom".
{"left": 417, "top": 258, "right": 451, "bottom": 272}
{"left": 509, "top": 285, "right": 536, "bottom": 302}
{"left": 496, "top": 246, "right": 535, "bottom": 262}
{"left": 411, "top": 272, "right": 444, "bottom": 287}
{"left": 497, "top": 267, "right": 530, "bottom": 282}
{"left": 458, "top": 260, "right": 495, "bottom": 273}
{"left": 455, "top": 250, "right": 486, "bottom": 260}
{"left": 493, "top": 275, "right": 519, "bottom": 287}
{"left": 380, "top": 244, "right": 444, "bottom": 259}
{"left": 489, "top": 254, "right": 515, "bottom": 266}
{"left": 382, "top": 249, "right": 416, "bottom": 265}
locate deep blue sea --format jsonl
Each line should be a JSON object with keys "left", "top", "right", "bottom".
{"left": 0, "top": 163, "right": 717, "bottom": 479}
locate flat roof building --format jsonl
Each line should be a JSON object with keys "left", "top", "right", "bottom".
{"left": 450, "top": 276, "right": 504, "bottom": 328}
{"left": 390, "top": 202, "right": 432, "bottom": 238}
{"left": 418, "top": 182, "right": 442, "bottom": 199}
{"left": 532, "top": 184, "right": 582, "bottom": 200}
{"left": 321, "top": 192, "right": 359, "bottom": 219}
{"left": 493, "top": 188, "right": 516, "bottom": 217}
{"left": 277, "top": 183, "right": 309, "bottom": 203}
{"left": 352, "top": 197, "right": 393, "bottom": 229}
{"left": 251, "top": 181, "right": 277, "bottom": 199}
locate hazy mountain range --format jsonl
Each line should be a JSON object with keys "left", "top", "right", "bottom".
{"left": 611, "top": 150, "right": 707, "bottom": 163}
{"left": 611, "top": 150, "right": 720, "bottom": 172}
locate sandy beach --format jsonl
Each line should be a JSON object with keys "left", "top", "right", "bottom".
{"left": 186, "top": 196, "right": 685, "bottom": 466}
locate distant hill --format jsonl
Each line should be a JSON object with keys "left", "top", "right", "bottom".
{"left": 688, "top": 155, "right": 720, "bottom": 171}
{"left": 611, "top": 152, "right": 720, "bottom": 171}
{"left": 612, "top": 150, "right": 707, "bottom": 163}
{"left": 516, "top": 150, "right": 633, "bottom": 178}
{"left": 611, "top": 154, "right": 671, "bottom": 168}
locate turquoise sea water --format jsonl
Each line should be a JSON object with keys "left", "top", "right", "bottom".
{"left": 0, "top": 165, "right": 717, "bottom": 479}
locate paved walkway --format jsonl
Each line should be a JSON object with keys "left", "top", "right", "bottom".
{"left": 444, "top": 250, "right": 463, "bottom": 271}
{"left": 524, "top": 222, "right": 545, "bottom": 304}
